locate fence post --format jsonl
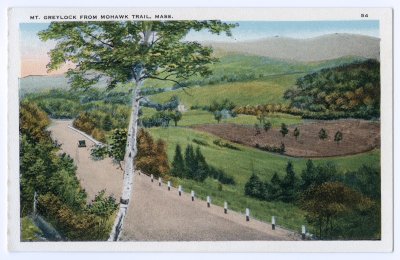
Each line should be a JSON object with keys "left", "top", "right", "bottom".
{"left": 191, "top": 190, "right": 195, "bottom": 201}
{"left": 207, "top": 196, "right": 211, "bottom": 207}
{"left": 151, "top": 174, "right": 154, "bottom": 182}
{"left": 158, "top": 177, "right": 162, "bottom": 186}
{"left": 245, "top": 208, "right": 250, "bottom": 222}
{"left": 224, "top": 201, "right": 228, "bottom": 214}
{"left": 167, "top": 181, "right": 171, "bottom": 191}
{"left": 301, "top": 225, "right": 306, "bottom": 240}
{"left": 272, "top": 216, "right": 276, "bottom": 230}
{"left": 178, "top": 185, "right": 182, "bottom": 196}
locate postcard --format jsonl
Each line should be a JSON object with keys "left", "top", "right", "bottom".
{"left": 7, "top": 7, "right": 393, "bottom": 252}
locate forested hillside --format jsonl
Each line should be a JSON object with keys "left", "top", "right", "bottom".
{"left": 284, "top": 59, "right": 380, "bottom": 119}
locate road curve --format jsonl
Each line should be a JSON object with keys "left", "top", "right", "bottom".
{"left": 49, "top": 119, "right": 299, "bottom": 241}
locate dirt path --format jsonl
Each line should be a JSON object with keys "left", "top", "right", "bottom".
{"left": 49, "top": 119, "right": 299, "bottom": 241}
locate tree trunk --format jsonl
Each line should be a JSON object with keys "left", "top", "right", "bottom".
{"left": 108, "top": 80, "right": 142, "bottom": 241}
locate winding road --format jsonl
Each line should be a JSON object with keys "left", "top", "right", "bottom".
{"left": 48, "top": 119, "right": 299, "bottom": 241}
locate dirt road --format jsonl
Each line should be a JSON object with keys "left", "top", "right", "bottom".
{"left": 49, "top": 119, "right": 299, "bottom": 241}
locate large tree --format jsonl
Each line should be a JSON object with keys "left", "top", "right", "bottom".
{"left": 39, "top": 21, "right": 235, "bottom": 241}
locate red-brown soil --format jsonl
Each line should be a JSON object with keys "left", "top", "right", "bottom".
{"left": 193, "top": 119, "right": 380, "bottom": 157}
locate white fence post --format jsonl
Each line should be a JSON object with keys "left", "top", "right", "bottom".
{"left": 301, "top": 225, "right": 306, "bottom": 240}
{"left": 151, "top": 174, "right": 153, "bottom": 182}
{"left": 272, "top": 216, "right": 276, "bottom": 230}
{"left": 245, "top": 208, "right": 250, "bottom": 222}
{"left": 167, "top": 181, "right": 171, "bottom": 191}
{"left": 207, "top": 196, "right": 211, "bottom": 207}
{"left": 178, "top": 185, "right": 182, "bottom": 196}
{"left": 191, "top": 190, "right": 195, "bottom": 201}
{"left": 224, "top": 201, "right": 228, "bottom": 214}
{"left": 158, "top": 177, "right": 162, "bottom": 186}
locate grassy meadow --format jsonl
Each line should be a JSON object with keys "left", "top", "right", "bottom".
{"left": 148, "top": 126, "right": 380, "bottom": 231}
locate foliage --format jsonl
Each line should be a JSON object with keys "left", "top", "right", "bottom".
{"left": 73, "top": 112, "right": 106, "bottom": 142}
{"left": 19, "top": 101, "right": 117, "bottom": 240}
{"left": 319, "top": 128, "right": 328, "bottom": 140}
{"left": 284, "top": 59, "right": 380, "bottom": 119}
{"left": 170, "top": 144, "right": 235, "bottom": 184}
{"left": 334, "top": 131, "right": 343, "bottom": 144}
{"left": 293, "top": 127, "right": 300, "bottom": 140}
{"left": 213, "top": 139, "right": 241, "bottom": 151}
{"left": 192, "top": 138, "right": 209, "bottom": 146}
{"left": 108, "top": 128, "right": 127, "bottom": 166}
{"left": 280, "top": 123, "right": 289, "bottom": 137}
{"left": 300, "top": 182, "right": 374, "bottom": 239}
{"left": 263, "top": 121, "right": 272, "bottom": 132}
{"left": 170, "top": 144, "right": 185, "bottom": 178}
{"left": 255, "top": 143, "right": 285, "bottom": 154}
{"left": 90, "top": 145, "right": 108, "bottom": 160}
{"left": 136, "top": 129, "right": 170, "bottom": 178}
{"left": 21, "top": 217, "right": 43, "bottom": 241}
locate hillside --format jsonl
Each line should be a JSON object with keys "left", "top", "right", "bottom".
{"left": 208, "top": 33, "right": 380, "bottom": 62}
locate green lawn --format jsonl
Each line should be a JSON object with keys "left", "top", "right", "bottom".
{"left": 148, "top": 126, "right": 380, "bottom": 231}
{"left": 151, "top": 75, "right": 300, "bottom": 108}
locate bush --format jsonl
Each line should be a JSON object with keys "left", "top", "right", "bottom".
{"left": 213, "top": 139, "right": 241, "bottom": 151}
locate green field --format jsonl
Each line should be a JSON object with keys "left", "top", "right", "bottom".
{"left": 151, "top": 75, "right": 299, "bottom": 108}
{"left": 141, "top": 107, "right": 303, "bottom": 127}
{"left": 148, "top": 126, "right": 380, "bottom": 231}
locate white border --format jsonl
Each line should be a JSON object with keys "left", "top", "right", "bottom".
{"left": 6, "top": 6, "right": 393, "bottom": 253}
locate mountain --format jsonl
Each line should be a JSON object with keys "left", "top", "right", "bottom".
{"left": 207, "top": 33, "right": 380, "bottom": 62}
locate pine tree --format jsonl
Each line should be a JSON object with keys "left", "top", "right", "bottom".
{"left": 300, "top": 159, "right": 317, "bottom": 190}
{"left": 268, "top": 172, "right": 282, "bottom": 201}
{"left": 194, "top": 147, "right": 208, "bottom": 182}
{"left": 280, "top": 161, "right": 299, "bottom": 202}
{"left": 319, "top": 128, "right": 328, "bottom": 140}
{"left": 171, "top": 144, "right": 185, "bottom": 178}
{"left": 334, "top": 131, "right": 343, "bottom": 144}
{"left": 244, "top": 174, "right": 264, "bottom": 199}
{"left": 184, "top": 145, "right": 196, "bottom": 179}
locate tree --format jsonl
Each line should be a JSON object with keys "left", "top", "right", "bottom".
{"left": 214, "top": 111, "right": 223, "bottom": 123}
{"left": 171, "top": 144, "right": 185, "bottom": 178}
{"left": 256, "top": 111, "right": 265, "bottom": 124}
{"left": 319, "top": 128, "right": 328, "bottom": 140}
{"left": 194, "top": 147, "right": 208, "bottom": 182}
{"left": 171, "top": 110, "right": 182, "bottom": 126}
{"left": 184, "top": 144, "right": 197, "bottom": 179}
{"left": 300, "top": 182, "right": 373, "bottom": 239}
{"left": 244, "top": 174, "right": 265, "bottom": 199}
{"left": 263, "top": 121, "right": 272, "bottom": 132}
{"left": 39, "top": 20, "right": 235, "bottom": 240}
{"left": 300, "top": 159, "right": 317, "bottom": 190}
{"left": 293, "top": 127, "right": 300, "bottom": 140}
{"left": 334, "top": 130, "right": 343, "bottom": 144}
{"left": 280, "top": 161, "right": 299, "bottom": 202}
{"left": 108, "top": 129, "right": 127, "bottom": 168}
{"left": 280, "top": 123, "right": 289, "bottom": 137}
{"left": 267, "top": 172, "right": 282, "bottom": 201}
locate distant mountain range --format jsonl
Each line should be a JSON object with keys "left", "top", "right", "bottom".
{"left": 207, "top": 33, "right": 380, "bottom": 62}
{"left": 20, "top": 33, "right": 380, "bottom": 95}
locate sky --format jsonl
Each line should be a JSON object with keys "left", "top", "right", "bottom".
{"left": 20, "top": 20, "right": 379, "bottom": 77}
